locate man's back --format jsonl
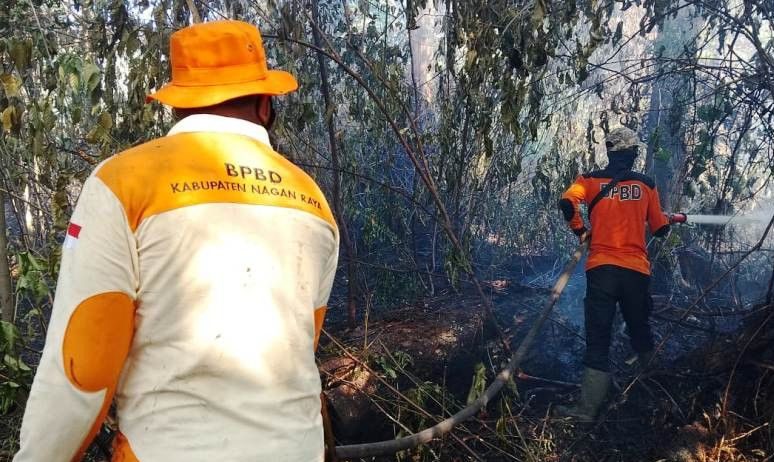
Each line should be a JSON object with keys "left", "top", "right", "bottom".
{"left": 561, "top": 169, "right": 669, "bottom": 275}
{"left": 107, "top": 129, "right": 337, "bottom": 460}
{"left": 16, "top": 120, "right": 338, "bottom": 462}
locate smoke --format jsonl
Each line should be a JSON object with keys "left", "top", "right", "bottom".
{"left": 680, "top": 193, "right": 774, "bottom": 248}
{"left": 727, "top": 200, "right": 774, "bottom": 244}
{"left": 689, "top": 198, "right": 774, "bottom": 306}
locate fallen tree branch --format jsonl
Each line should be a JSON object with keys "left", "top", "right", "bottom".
{"left": 746, "top": 360, "right": 774, "bottom": 372}
{"left": 333, "top": 240, "right": 588, "bottom": 459}
{"left": 321, "top": 331, "right": 483, "bottom": 460}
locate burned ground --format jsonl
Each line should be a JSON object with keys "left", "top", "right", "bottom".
{"left": 318, "top": 253, "right": 774, "bottom": 462}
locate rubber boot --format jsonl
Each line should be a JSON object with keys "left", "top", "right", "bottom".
{"left": 555, "top": 367, "right": 611, "bottom": 422}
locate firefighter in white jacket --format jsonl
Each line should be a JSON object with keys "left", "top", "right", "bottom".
{"left": 14, "top": 20, "right": 339, "bottom": 462}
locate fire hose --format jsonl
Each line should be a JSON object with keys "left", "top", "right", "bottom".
{"left": 330, "top": 213, "right": 691, "bottom": 458}
{"left": 332, "top": 239, "right": 590, "bottom": 459}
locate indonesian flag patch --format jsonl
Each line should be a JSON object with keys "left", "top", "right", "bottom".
{"left": 64, "top": 223, "right": 82, "bottom": 249}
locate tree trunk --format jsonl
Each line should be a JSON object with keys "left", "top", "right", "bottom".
{"left": 645, "top": 11, "right": 704, "bottom": 212}
{"left": 646, "top": 84, "right": 684, "bottom": 213}
{"left": 0, "top": 191, "right": 15, "bottom": 323}
{"left": 310, "top": 1, "right": 359, "bottom": 326}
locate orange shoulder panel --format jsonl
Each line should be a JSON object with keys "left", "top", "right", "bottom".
{"left": 96, "top": 133, "right": 337, "bottom": 231}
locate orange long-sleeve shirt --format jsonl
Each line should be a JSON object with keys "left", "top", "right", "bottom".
{"left": 560, "top": 170, "right": 669, "bottom": 275}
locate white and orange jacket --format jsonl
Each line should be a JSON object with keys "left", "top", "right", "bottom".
{"left": 14, "top": 115, "right": 339, "bottom": 462}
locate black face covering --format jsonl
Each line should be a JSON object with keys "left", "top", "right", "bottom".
{"left": 256, "top": 98, "right": 276, "bottom": 130}
{"left": 264, "top": 101, "right": 276, "bottom": 131}
{"left": 606, "top": 149, "right": 637, "bottom": 172}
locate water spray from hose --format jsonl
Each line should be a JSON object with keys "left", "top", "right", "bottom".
{"left": 668, "top": 211, "right": 772, "bottom": 226}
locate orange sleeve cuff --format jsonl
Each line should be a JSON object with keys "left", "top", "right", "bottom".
{"left": 313, "top": 306, "right": 327, "bottom": 351}
{"left": 314, "top": 306, "right": 328, "bottom": 351}
{"left": 561, "top": 178, "right": 587, "bottom": 231}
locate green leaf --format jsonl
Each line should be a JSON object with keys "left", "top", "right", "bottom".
{"left": 125, "top": 31, "right": 141, "bottom": 55}
{"left": 19, "top": 252, "right": 43, "bottom": 271}
{"left": 531, "top": 0, "right": 546, "bottom": 28}
{"left": 85, "top": 126, "right": 102, "bottom": 144}
{"left": 98, "top": 112, "right": 112, "bottom": 130}
{"left": 0, "top": 321, "right": 20, "bottom": 353}
{"left": 32, "top": 130, "right": 44, "bottom": 157}
{"left": 82, "top": 63, "right": 101, "bottom": 92}
{"left": 71, "top": 106, "right": 82, "bottom": 124}
{"left": 0, "top": 74, "right": 22, "bottom": 98}
{"left": 4, "top": 354, "right": 20, "bottom": 371}
{"left": 9, "top": 38, "right": 33, "bottom": 72}
{"left": 15, "top": 253, "right": 48, "bottom": 303}
{"left": 17, "top": 357, "right": 31, "bottom": 372}
{"left": 465, "top": 49, "right": 478, "bottom": 69}
{"left": 466, "top": 362, "right": 487, "bottom": 404}
{"left": 1, "top": 106, "right": 16, "bottom": 132}
{"left": 68, "top": 72, "right": 80, "bottom": 91}
{"left": 375, "top": 355, "right": 397, "bottom": 379}
{"left": 86, "top": 111, "right": 113, "bottom": 143}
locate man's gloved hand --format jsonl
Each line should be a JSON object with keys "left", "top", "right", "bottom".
{"left": 572, "top": 226, "right": 589, "bottom": 244}
{"left": 579, "top": 230, "right": 590, "bottom": 244}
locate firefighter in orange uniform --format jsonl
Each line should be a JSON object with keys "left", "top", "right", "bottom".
{"left": 15, "top": 21, "right": 339, "bottom": 461}
{"left": 555, "top": 127, "right": 670, "bottom": 422}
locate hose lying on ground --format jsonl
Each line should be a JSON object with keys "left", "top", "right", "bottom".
{"left": 334, "top": 240, "right": 589, "bottom": 459}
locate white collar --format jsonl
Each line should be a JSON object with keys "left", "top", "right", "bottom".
{"left": 167, "top": 114, "right": 273, "bottom": 149}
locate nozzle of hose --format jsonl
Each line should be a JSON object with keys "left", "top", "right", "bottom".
{"left": 669, "top": 213, "right": 687, "bottom": 224}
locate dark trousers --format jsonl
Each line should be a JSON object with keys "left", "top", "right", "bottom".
{"left": 583, "top": 265, "right": 654, "bottom": 372}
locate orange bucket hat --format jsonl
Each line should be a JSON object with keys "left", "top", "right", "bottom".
{"left": 147, "top": 20, "right": 298, "bottom": 108}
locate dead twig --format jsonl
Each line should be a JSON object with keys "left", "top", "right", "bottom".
{"left": 323, "top": 330, "right": 483, "bottom": 461}
{"left": 184, "top": 0, "right": 202, "bottom": 23}
{"left": 725, "top": 422, "right": 769, "bottom": 443}
{"left": 646, "top": 377, "right": 688, "bottom": 422}
{"left": 746, "top": 360, "right": 774, "bottom": 372}
{"left": 721, "top": 309, "right": 774, "bottom": 419}
{"left": 515, "top": 371, "right": 578, "bottom": 388}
